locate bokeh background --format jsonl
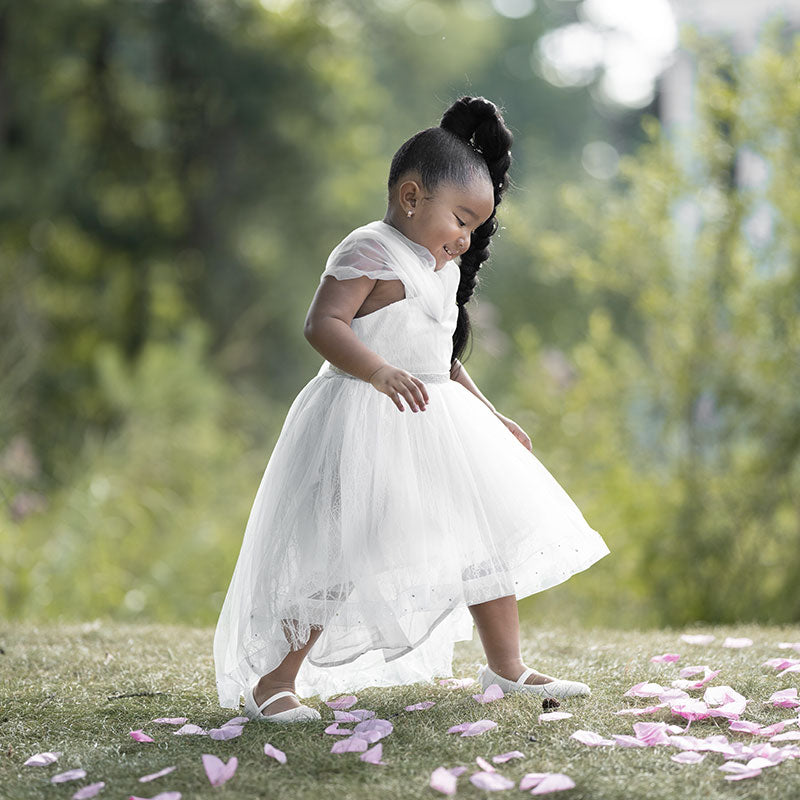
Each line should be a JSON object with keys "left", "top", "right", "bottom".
{"left": 2, "top": 0, "right": 799, "bottom": 632}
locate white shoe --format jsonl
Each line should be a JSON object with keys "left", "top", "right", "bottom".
{"left": 478, "top": 664, "right": 591, "bottom": 699}
{"left": 243, "top": 683, "right": 322, "bottom": 723}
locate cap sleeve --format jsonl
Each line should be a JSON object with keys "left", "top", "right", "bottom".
{"left": 319, "top": 233, "right": 401, "bottom": 283}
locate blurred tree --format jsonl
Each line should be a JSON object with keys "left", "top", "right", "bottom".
{"left": 511, "top": 22, "right": 800, "bottom": 628}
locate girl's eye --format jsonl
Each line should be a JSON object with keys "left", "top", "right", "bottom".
{"left": 455, "top": 216, "right": 466, "bottom": 227}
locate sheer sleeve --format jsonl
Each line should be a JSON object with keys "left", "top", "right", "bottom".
{"left": 319, "top": 233, "right": 402, "bottom": 284}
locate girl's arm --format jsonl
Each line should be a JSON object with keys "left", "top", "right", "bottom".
{"left": 450, "top": 358, "right": 497, "bottom": 414}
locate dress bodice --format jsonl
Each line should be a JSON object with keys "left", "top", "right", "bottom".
{"left": 315, "top": 220, "right": 461, "bottom": 381}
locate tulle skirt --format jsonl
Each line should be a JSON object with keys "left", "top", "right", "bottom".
{"left": 213, "top": 369, "right": 611, "bottom": 706}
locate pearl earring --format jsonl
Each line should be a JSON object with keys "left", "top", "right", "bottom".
{"left": 407, "top": 210, "right": 413, "bottom": 217}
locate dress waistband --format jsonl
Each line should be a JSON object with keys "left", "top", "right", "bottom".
{"left": 324, "top": 363, "right": 451, "bottom": 383}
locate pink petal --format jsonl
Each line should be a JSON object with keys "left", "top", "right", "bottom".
{"left": 624, "top": 682, "right": 666, "bottom": 697}
{"left": 324, "top": 722, "right": 355, "bottom": 736}
{"left": 671, "top": 751, "right": 706, "bottom": 764}
{"left": 762, "top": 657, "right": 800, "bottom": 670}
{"left": 759, "top": 720, "right": 791, "bottom": 736}
{"left": 703, "top": 685, "right": 745, "bottom": 706}
{"left": 201, "top": 753, "right": 238, "bottom": 787}
{"left": 208, "top": 724, "right": 244, "bottom": 740}
{"left": 670, "top": 699, "right": 712, "bottom": 721}
{"left": 138, "top": 765, "right": 178, "bottom": 782}
{"left": 570, "top": 729, "right": 615, "bottom": 746}
{"left": 520, "top": 773, "right": 552, "bottom": 790}
{"left": 473, "top": 683, "right": 505, "bottom": 704}
{"left": 264, "top": 743, "right": 286, "bottom": 764}
{"left": 650, "top": 653, "right": 681, "bottom": 663}
{"left": 448, "top": 766, "right": 468, "bottom": 777}
{"left": 611, "top": 734, "right": 649, "bottom": 748}
{"left": 333, "top": 710, "right": 361, "bottom": 722}
{"left": 150, "top": 717, "right": 188, "bottom": 725}
{"left": 330, "top": 735, "right": 370, "bottom": 753}
{"left": 729, "top": 719, "right": 763, "bottom": 735}
{"left": 173, "top": 724, "right": 206, "bottom": 736}
{"left": 51, "top": 769, "right": 87, "bottom": 783}
{"left": 768, "top": 688, "right": 799, "bottom": 708}
{"left": 129, "top": 793, "right": 182, "bottom": 800}
{"left": 130, "top": 730, "right": 155, "bottom": 743}
{"left": 476, "top": 756, "right": 496, "bottom": 772}
{"left": 24, "top": 751, "right": 62, "bottom": 766}
{"left": 353, "top": 718, "right": 393, "bottom": 742}
{"left": 326, "top": 695, "right": 358, "bottom": 709}
{"left": 678, "top": 665, "right": 710, "bottom": 678}
{"left": 347, "top": 709, "right": 377, "bottom": 721}
{"left": 538, "top": 711, "right": 573, "bottom": 721}
{"left": 430, "top": 766, "right": 457, "bottom": 795}
{"left": 633, "top": 721, "right": 673, "bottom": 745}
{"left": 680, "top": 634, "right": 715, "bottom": 645}
{"left": 722, "top": 637, "right": 753, "bottom": 648}
{"left": 469, "top": 771, "right": 515, "bottom": 791}
{"left": 770, "top": 731, "right": 800, "bottom": 742}
{"left": 719, "top": 762, "right": 762, "bottom": 780}
{"left": 492, "top": 750, "right": 525, "bottom": 763}
{"left": 448, "top": 722, "right": 470, "bottom": 734}
{"left": 530, "top": 773, "right": 576, "bottom": 794}
{"left": 71, "top": 781, "right": 106, "bottom": 799}
{"left": 360, "top": 742, "right": 387, "bottom": 765}
{"left": 778, "top": 663, "right": 800, "bottom": 675}
{"left": 405, "top": 701, "right": 436, "bottom": 711}
{"left": 777, "top": 641, "right": 800, "bottom": 650}
{"left": 462, "top": 719, "right": 498, "bottom": 737}
{"left": 615, "top": 704, "right": 669, "bottom": 716}
{"left": 222, "top": 716, "right": 249, "bottom": 726}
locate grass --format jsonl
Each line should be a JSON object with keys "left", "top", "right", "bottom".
{"left": 1, "top": 619, "right": 799, "bottom": 799}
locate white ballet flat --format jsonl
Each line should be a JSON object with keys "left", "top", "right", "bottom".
{"left": 478, "top": 664, "right": 591, "bottom": 699}
{"left": 243, "top": 683, "right": 322, "bottom": 723}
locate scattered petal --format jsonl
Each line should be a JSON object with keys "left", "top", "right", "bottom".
{"left": 476, "top": 756, "right": 496, "bottom": 772}
{"left": 72, "top": 781, "right": 106, "bottom": 799}
{"left": 448, "top": 766, "right": 468, "bottom": 776}
{"left": 51, "top": 769, "right": 87, "bottom": 783}
{"left": 461, "top": 719, "right": 498, "bottom": 737}
{"left": 201, "top": 754, "right": 237, "bottom": 787}
{"left": 430, "top": 766, "right": 457, "bottom": 795}
{"left": 353, "top": 718, "right": 393, "bottom": 742}
{"left": 324, "top": 722, "right": 354, "bottom": 736}
{"left": 150, "top": 718, "right": 188, "bottom": 725}
{"left": 360, "top": 742, "right": 387, "bottom": 765}
{"left": 768, "top": 688, "right": 799, "bottom": 709}
{"left": 24, "top": 751, "right": 62, "bottom": 766}
{"left": 264, "top": 743, "right": 286, "bottom": 764}
{"left": 624, "top": 682, "right": 666, "bottom": 697}
{"left": 671, "top": 751, "right": 706, "bottom": 764}
{"left": 770, "top": 731, "right": 800, "bottom": 742}
{"left": 492, "top": 750, "right": 524, "bottom": 763}
{"left": 333, "top": 710, "right": 362, "bottom": 723}
{"left": 538, "top": 711, "right": 573, "bottom": 721}
{"left": 680, "top": 634, "right": 715, "bottom": 645}
{"left": 326, "top": 695, "right": 358, "bottom": 710}
{"left": 347, "top": 709, "right": 377, "bottom": 721}
{"left": 718, "top": 761, "right": 762, "bottom": 780}
{"left": 670, "top": 699, "right": 713, "bottom": 721}
{"left": 633, "top": 721, "right": 673, "bottom": 745}
{"left": 173, "top": 724, "right": 207, "bottom": 736}
{"left": 130, "top": 730, "right": 155, "bottom": 743}
{"left": 530, "top": 773, "right": 576, "bottom": 794}
{"left": 129, "top": 794, "right": 181, "bottom": 800}
{"left": 678, "top": 665, "right": 710, "bottom": 678}
{"left": 473, "top": 683, "right": 504, "bottom": 704}
{"left": 138, "top": 766, "right": 178, "bottom": 782}
{"left": 570, "top": 729, "right": 615, "bottom": 746}
{"left": 469, "top": 770, "right": 514, "bottom": 791}
{"left": 611, "top": 734, "right": 649, "bottom": 748}
{"left": 405, "top": 701, "right": 436, "bottom": 711}
{"left": 331, "top": 735, "right": 370, "bottom": 753}
{"left": 651, "top": 653, "right": 681, "bottom": 663}
{"left": 729, "top": 719, "right": 763, "bottom": 735}
{"left": 222, "top": 716, "right": 249, "bottom": 726}
{"left": 208, "top": 724, "right": 244, "bottom": 740}
{"left": 722, "top": 637, "right": 753, "bottom": 648}
{"left": 615, "top": 704, "right": 668, "bottom": 716}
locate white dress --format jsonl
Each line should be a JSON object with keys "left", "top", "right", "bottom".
{"left": 213, "top": 219, "right": 611, "bottom": 707}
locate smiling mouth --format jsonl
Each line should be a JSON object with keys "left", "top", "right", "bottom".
{"left": 444, "top": 245, "right": 457, "bottom": 257}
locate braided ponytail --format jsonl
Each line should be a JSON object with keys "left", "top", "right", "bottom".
{"left": 439, "top": 96, "right": 513, "bottom": 370}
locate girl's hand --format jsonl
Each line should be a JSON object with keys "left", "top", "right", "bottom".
{"left": 369, "top": 364, "right": 430, "bottom": 413}
{"left": 493, "top": 411, "right": 532, "bottom": 451}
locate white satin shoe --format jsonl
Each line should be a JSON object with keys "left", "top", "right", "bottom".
{"left": 478, "top": 664, "right": 591, "bottom": 699}
{"left": 243, "top": 683, "right": 322, "bottom": 722}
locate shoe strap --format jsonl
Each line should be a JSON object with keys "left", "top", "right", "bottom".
{"left": 258, "top": 689, "right": 297, "bottom": 713}
{"left": 516, "top": 667, "right": 536, "bottom": 686}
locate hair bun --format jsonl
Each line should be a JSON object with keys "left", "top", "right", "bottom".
{"left": 439, "top": 96, "right": 499, "bottom": 143}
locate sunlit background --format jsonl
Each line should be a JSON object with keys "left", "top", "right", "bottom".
{"left": 2, "top": 0, "right": 799, "bottom": 631}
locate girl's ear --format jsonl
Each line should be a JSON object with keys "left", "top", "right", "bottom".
{"left": 398, "top": 178, "right": 421, "bottom": 211}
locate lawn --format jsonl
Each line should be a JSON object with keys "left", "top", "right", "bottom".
{"left": 2, "top": 620, "right": 799, "bottom": 799}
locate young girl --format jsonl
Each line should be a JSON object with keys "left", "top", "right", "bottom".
{"left": 213, "top": 95, "right": 611, "bottom": 723}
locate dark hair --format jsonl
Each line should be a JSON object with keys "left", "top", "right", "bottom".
{"left": 387, "top": 95, "right": 514, "bottom": 373}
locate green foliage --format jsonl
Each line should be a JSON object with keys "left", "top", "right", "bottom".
{"left": 512, "top": 22, "right": 800, "bottom": 630}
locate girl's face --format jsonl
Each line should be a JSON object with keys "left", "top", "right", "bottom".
{"left": 396, "top": 175, "right": 496, "bottom": 269}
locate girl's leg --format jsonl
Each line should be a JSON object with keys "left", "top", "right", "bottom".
{"left": 467, "top": 595, "right": 556, "bottom": 685}
{"left": 253, "top": 620, "right": 324, "bottom": 714}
